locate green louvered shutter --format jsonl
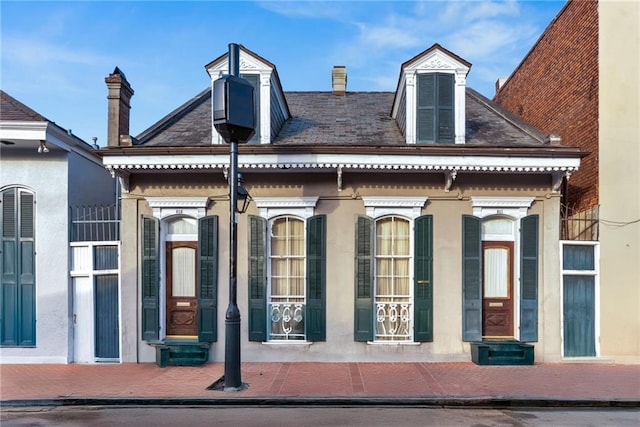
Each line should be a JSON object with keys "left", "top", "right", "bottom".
{"left": 198, "top": 216, "right": 218, "bottom": 343}
{"left": 414, "top": 215, "right": 433, "bottom": 342}
{"left": 248, "top": 215, "right": 267, "bottom": 341}
{"left": 1, "top": 188, "right": 36, "bottom": 346}
{"left": 417, "top": 73, "right": 455, "bottom": 144}
{"left": 462, "top": 215, "right": 482, "bottom": 342}
{"left": 18, "top": 191, "right": 35, "bottom": 346}
{"left": 354, "top": 215, "right": 374, "bottom": 342}
{"left": 306, "top": 215, "right": 326, "bottom": 341}
{"left": 437, "top": 73, "right": 455, "bottom": 143}
{"left": 417, "top": 74, "right": 436, "bottom": 143}
{"left": 141, "top": 216, "right": 159, "bottom": 341}
{"left": 520, "top": 215, "right": 539, "bottom": 342}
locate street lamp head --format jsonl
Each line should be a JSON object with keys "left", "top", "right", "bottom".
{"left": 236, "top": 173, "right": 252, "bottom": 214}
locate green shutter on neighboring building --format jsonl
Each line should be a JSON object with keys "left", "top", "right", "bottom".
{"left": 248, "top": 215, "right": 267, "bottom": 342}
{"left": 354, "top": 215, "right": 374, "bottom": 342}
{"left": 197, "top": 216, "right": 218, "bottom": 343}
{"left": 520, "top": 214, "right": 539, "bottom": 342}
{"left": 414, "top": 215, "right": 433, "bottom": 342}
{"left": 306, "top": 215, "right": 326, "bottom": 342}
{"left": 462, "top": 215, "right": 482, "bottom": 342}
{"left": 141, "top": 216, "right": 159, "bottom": 341}
{"left": 417, "top": 73, "right": 455, "bottom": 144}
{"left": 1, "top": 188, "right": 36, "bottom": 347}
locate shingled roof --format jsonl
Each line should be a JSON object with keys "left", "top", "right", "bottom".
{"left": 135, "top": 86, "right": 548, "bottom": 148}
{"left": 0, "top": 90, "right": 47, "bottom": 122}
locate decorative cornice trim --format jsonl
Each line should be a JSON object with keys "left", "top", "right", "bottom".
{"left": 145, "top": 196, "right": 211, "bottom": 219}
{"left": 252, "top": 196, "right": 319, "bottom": 219}
{"left": 362, "top": 196, "right": 427, "bottom": 219}
{"left": 102, "top": 153, "right": 580, "bottom": 175}
{"left": 470, "top": 196, "right": 535, "bottom": 219}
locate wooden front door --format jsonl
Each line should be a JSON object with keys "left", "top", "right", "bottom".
{"left": 166, "top": 242, "right": 198, "bottom": 337}
{"left": 482, "top": 241, "right": 514, "bottom": 338}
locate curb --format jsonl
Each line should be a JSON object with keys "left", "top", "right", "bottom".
{"left": 2, "top": 397, "right": 639, "bottom": 409}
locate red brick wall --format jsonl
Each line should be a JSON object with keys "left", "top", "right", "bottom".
{"left": 493, "top": 0, "right": 598, "bottom": 212}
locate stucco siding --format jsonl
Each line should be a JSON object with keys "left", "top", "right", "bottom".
{"left": 0, "top": 150, "right": 71, "bottom": 363}
{"left": 598, "top": 0, "right": 640, "bottom": 363}
{"left": 120, "top": 171, "right": 561, "bottom": 363}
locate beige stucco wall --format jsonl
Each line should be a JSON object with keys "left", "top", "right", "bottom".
{"left": 118, "top": 169, "right": 564, "bottom": 363}
{"left": 598, "top": 0, "right": 640, "bottom": 363}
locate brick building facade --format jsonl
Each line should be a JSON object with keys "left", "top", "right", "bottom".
{"left": 493, "top": 0, "right": 598, "bottom": 214}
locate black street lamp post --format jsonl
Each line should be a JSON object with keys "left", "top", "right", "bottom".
{"left": 213, "top": 43, "right": 255, "bottom": 391}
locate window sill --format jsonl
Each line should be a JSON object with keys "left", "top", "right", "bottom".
{"left": 366, "top": 341, "right": 420, "bottom": 346}
{"left": 262, "top": 341, "right": 313, "bottom": 346}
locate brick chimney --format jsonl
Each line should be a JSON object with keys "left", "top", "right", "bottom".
{"left": 105, "top": 67, "right": 134, "bottom": 147}
{"left": 332, "top": 66, "right": 347, "bottom": 95}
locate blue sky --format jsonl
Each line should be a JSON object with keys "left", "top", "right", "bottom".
{"left": 1, "top": 0, "right": 565, "bottom": 146}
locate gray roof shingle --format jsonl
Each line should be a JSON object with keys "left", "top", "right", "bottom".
{"left": 136, "top": 87, "right": 549, "bottom": 147}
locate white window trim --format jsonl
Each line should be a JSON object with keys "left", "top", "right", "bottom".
{"left": 145, "top": 197, "right": 210, "bottom": 220}
{"left": 559, "top": 240, "right": 601, "bottom": 359}
{"left": 362, "top": 196, "right": 427, "bottom": 219}
{"left": 252, "top": 196, "right": 318, "bottom": 219}
{"left": 471, "top": 196, "right": 534, "bottom": 219}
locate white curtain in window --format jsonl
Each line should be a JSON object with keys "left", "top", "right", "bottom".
{"left": 484, "top": 247, "right": 508, "bottom": 297}
{"left": 376, "top": 217, "right": 410, "bottom": 298}
{"left": 172, "top": 247, "right": 196, "bottom": 297}
{"left": 270, "top": 217, "right": 304, "bottom": 300}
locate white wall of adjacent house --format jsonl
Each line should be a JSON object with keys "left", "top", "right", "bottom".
{"left": 0, "top": 151, "right": 71, "bottom": 363}
{"left": 598, "top": 0, "right": 640, "bottom": 364}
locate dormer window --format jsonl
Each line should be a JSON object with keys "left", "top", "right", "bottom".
{"left": 417, "top": 72, "right": 454, "bottom": 144}
{"left": 205, "top": 46, "right": 290, "bottom": 145}
{"left": 392, "top": 44, "right": 471, "bottom": 145}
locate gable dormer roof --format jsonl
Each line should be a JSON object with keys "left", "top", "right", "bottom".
{"left": 204, "top": 45, "right": 290, "bottom": 145}
{"left": 392, "top": 43, "right": 471, "bottom": 144}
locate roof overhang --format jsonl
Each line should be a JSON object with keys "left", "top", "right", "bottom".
{"left": 102, "top": 151, "right": 580, "bottom": 174}
{"left": 101, "top": 146, "right": 580, "bottom": 193}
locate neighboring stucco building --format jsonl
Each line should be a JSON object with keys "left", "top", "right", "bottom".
{"left": 0, "top": 90, "right": 117, "bottom": 363}
{"left": 494, "top": 0, "right": 639, "bottom": 363}
{"left": 101, "top": 44, "right": 582, "bottom": 365}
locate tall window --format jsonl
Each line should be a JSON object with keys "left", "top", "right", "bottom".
{"left": 355, "top": 209, "right": 432, "bottom": 344}
{"left": 269, "top": 216, "right": 305, "bottom": 340}
{"left": 375, "top": 216, "right": 411, "bottom": 341}
{"left": 1, "top": 187, "right": 36, "bottom": 346}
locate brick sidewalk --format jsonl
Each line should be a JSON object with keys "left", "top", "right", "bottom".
{"left": 1, "top": 362, "right": 639, "bottom": 404}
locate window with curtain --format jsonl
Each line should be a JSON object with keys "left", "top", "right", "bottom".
{"left": 375, "top": 216, "right": 411, "bottom": 341}
{"left": 269, "top": 216, "right": 305, "bottom": 340}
